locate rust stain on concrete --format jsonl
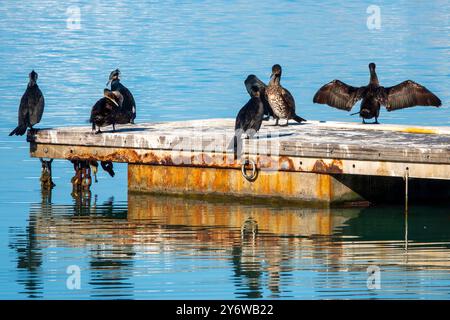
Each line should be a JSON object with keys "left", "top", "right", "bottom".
{"left": 278, "top": 156, "right": 295, "bottom": 171}
{"left": 128, "top": 164, "right": 363, "bottom": 205}
{"left": 312, "top": 159, "right": 343, "bottom": 174}
{"left": 316, "top": 174, "right": 332, "bottom": 201}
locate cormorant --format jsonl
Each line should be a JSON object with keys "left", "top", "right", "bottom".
{"left": 244, "top": 75, "right": 273, "bottom": 120}
{"left": 100, "top": 161, "right": 115, "bottom": 177}
{"left": 313, "top": 63, "right": 442, "bottom": 124}
{"left": 107, "top": 69, "right": 136, "bottom": 124}
{"left": 90, "top": 89, "right": 123, "bottom": 134}
{"left": 265, "top": 64, "right": 306, "bottom": 126}
{"left": 9, "top": 70, "right": 44, "bottom": 136}
{"left": 235, "top": 85, "right": 265, "bottom": 139}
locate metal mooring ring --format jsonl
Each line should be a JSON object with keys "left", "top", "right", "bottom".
{"left": 241, "top": 159, "right": 257, "bottom": 181}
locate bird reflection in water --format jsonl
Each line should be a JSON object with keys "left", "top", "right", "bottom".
{"left": 8, "top": 186, "right": 52, "bottom": 298}
{"left": 232, "top": 217, "right": 262, "bottom": 298}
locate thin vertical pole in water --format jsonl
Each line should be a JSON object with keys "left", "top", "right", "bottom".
{"left": 404, "top": 168, "right": 409, "bottom": 211}
{"left": 404, "top": 169, "right": 409, "bottom": 252}
{"left": 405, "top": 204, "right": 409, "bottom": 253}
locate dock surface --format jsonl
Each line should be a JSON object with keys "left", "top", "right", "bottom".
{"left": 27, "top": 119, "right": 450, "bottom": 204}
{"left": 29, "top": 119, "right": 450, "bottom": 180}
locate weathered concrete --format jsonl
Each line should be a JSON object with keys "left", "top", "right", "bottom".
{"left": 128, "top": 164, "right": 365, "bottom": 205}
{"left": 27, "top": 118, "right": 450, "bottom": 204}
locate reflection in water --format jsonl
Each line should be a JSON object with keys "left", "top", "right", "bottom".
{"left": 88, "top": 245, "right": 135, "bottom": 299}
{"left": 8, "top": 189, "right": 50, "bottom": 298}
{"left": 8, "top": 191, "right": 450, "bottom": 299}
{"left": 72, "top": 189, "right": 93, "bottom": 216}
{"left": 232, "top": 217, "right": 263, "bottom": 298}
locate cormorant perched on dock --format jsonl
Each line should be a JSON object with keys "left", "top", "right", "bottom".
{"left": 107, "top": 69, "right": 136, "bottom": 124}
{"left": 235, "top": 85, "right": 265, "bottom": 138}
{"left": 244, "top": 75, "right": 273, "bottom": 120}
{"left": 90, "top": 89, "right": 123, "bottom": 134}
{"left": 9, "top": 70, "right": 44, "bottom": 136}
{"left": 313, "top": 63, "right": 442, "bottom": 124}
{"left": 265, "top": 64, "right": 306, "bottom": 126}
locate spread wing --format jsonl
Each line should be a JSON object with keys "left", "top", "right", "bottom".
{"left": 313, "top": 80, "right": 364, "bottom": 111}
{"left": 378, "top": 80, "right": 441, "bottom": 111}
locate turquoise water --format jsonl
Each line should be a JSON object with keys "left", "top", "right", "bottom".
{"left": 0, "top": 0, "right": 449, "bottom": 299}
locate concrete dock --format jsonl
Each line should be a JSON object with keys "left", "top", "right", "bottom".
{"left": 27, "top": 119, "right": 450, "bottom": 205}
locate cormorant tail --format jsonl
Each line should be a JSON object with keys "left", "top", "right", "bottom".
{"left": 293, "top": 114, "right": 306, "bottom": 123}
{"left": 9, "top": 125, "right": 27, "bottom": 136}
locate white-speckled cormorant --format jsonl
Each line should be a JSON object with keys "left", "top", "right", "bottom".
{"left": 90, "top": 89, "right": 123, "bottom": 134}
{"left": 9, "top": 70, "right": 44, "bottom": 136}
{"left": 265, "top": 64, "right": 306, "bottom": 126}
{"left": 313, "top": 63, "right": 442, "bottom": 124}
{"left": 107, "top": 69, "right": 136, "bottom": 124}
{"left": 244, "top": 75, "right": 273, "bottom": 120}
{"left": 235, "top": 85, "right": 265, "bottom": 139}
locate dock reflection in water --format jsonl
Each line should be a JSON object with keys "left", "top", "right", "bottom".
{"left": 9, "top": 191, "right": 450, "bottom": 299}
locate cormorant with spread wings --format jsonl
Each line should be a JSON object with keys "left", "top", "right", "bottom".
{"left": 313, "top": 63, "right": 441, "bottom": 124}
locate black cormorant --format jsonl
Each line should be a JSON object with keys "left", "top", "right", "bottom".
{"left": 244, "top": 75, "right": 273, "bottom": 120}
{"left": 9, "top": 70, "right": 44, "bottom": 136}
{"left": 107, "top": 69, "right": 136, "bottom": 124}
{"left": 313, "top": 63, "right": 442, "bottom": 124}
{"left": 265, "top": 64, "right": 306, "bottom": 126}
{"left": 235, "top": 85, "right": 265, "bottom": 139}
{"left": 90, "top": 89, "right": 123, "bottom": 134}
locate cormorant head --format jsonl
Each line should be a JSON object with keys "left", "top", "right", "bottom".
{"left": 245, "top": 75, "right": 257, "bottom": 84}
{"left": 271, "top": 64, "right": 282, "bottom": 78}
{"left": 250, "top": 85, "right": 260, "bottom": 98}
{"left": 369, "top": 63, "right": 376, "bottom": 71}
{"left": 244, "top": 74, "right": 262, "bottom": 95}
{"left": 29, "top": 70, "right": 38, "bottom": 82}
{"left": 106, "top": 69, "right": 120, "bottom": 86}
